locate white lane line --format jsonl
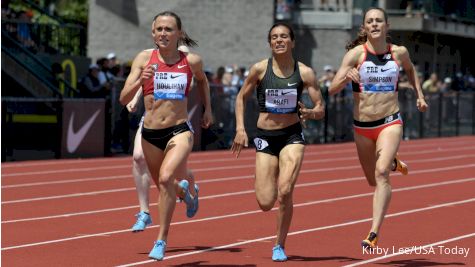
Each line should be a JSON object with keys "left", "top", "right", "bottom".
{"left": 3, "top": 162, "right": 475, "bottom": 205}
{"left": 343, "top": 233, "right": 475, "bottom": 267}
{"left": 3, "top": 145, "right": 475, "bottom": 177}
{"left": 3, "top": 138, "right": 471, "bottom": 168}
{"left": 4, "top": 153, "right": 475, "bottom": 189}
{"left": 2, "top": 177, "right": 475, "bottom": 250}
{"left": 1, "top": 188, "right": 134, "bottom": 204}
{"left": 116, "top": 198, "right": 475, "bottom": 266}
{"left": 2, "top": 174, "right": 130, "bottom": 189}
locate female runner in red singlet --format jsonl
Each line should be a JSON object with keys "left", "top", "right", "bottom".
{"left": 120, "top": 11, "right": 212, "bottom": 260}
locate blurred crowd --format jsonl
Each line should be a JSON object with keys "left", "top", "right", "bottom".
{"left": 2, "top": 6, "right": 36, "bottom": 51}
{"left": 75, "top": 51, "right": 475, "bottom": 153}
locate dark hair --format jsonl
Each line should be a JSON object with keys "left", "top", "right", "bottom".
{"left": 153, "top": 11, "right": 198, "bottom": 47}
{"left": 346, "top": 7, "right": 391, "bottom": 51}
{"left": 267, "top": 22, "right": 295, "bottom": 43}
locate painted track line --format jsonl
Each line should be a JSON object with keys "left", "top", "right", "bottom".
{"left": 116, "top": 198, "right": 475, "bottom": 266}
{"left": 3, "top": 153, "right": 475, "bottom": 189}
{"left": 3, "top": 144, "right": 475, "bottom": 177}
{"left": 3, "top": 162, "right": 474, "bottom": 205}
{"left": 3, "top": 138, "right": 471, "bottom": 168}
{"left": 1, "top": 174, "right": 130, "bottom": 189}
{"left": 3, "top": 176, "right": 474, "bottom": 250}
{"left": 342, "top": 233, "right": 475, "bottom": 267}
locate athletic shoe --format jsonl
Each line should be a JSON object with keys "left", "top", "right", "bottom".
{"left": 178, "top": 180, "right": 200, "bottom": 218}
{"left": 272, "top": 245, "right": 288, "bottom": 262}
{"left": 148, "top": 240, "right": 166, "bottom": 260}
{"left": 131, "top": 211, "right": 152, "bottom": 232}
{"left": 394, "top": 153, "right": 408, "bottom": 175}
{"left": 361, "top": 232, "right": 378, "bottom": 249}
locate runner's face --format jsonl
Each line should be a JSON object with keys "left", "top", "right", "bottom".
{"left": 269, "top": 26, "right": 294, "bottom": 54}
{"left": 364, "top": 9, "right": 387, "bottom": 41}
{"left": 152, "top": 16, "right": 180, "bottom": 49}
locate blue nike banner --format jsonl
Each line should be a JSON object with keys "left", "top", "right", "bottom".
{"left": 61, "top": 99, "right": 106, "bottom": 158}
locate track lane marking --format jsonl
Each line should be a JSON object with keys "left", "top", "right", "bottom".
{"left": 3, "top": 177, "right": 475, "bottom": 250}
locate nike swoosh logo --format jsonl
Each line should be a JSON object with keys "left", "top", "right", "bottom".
{"left": 177, "top": 64, "right": 187, "bottom": 69}
{"left": 170, "top": 74, "right": 183, "bottom": 79}
{"left": 288, "top": 82, "right": 297, "bottom": 86}
{"left": 381, "top": 68, "right": 392, "bottom": 72}
{"left": 67, "top": 110, "right": 101, "bottom": 153}
{"left": 281, "top": 90, "right": 294, "bottom": 95}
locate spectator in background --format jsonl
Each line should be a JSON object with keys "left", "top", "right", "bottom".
{"left": 319, "top": 0, "right": 330, "bottom": 11}
{"left": 232, "top": 66, "right": 246, "bottom": 90}
{"left": 440, "top": 77, "right": 452, "bottom": 93}
{"left": 107, "top": 52, "right": 117, "bottom": 68}
{"left": 422, "top": 72, "right": 440, "bottom": 93}
{"left": 222, "top": 65, "right": 236, "bottom": 94}
{"left": 17, "top": 11, "right": 35, "bottom": 50}
{"left": 79, "top": 64, "right": 109, "bottom": 98}
{"left": 96, "top": 57, "right": 114, "bottom": 87}
{"left": 452, "top": 72, "right": 464, "bottom": 91}
{"left": 319, "top": 0, "right": 347, "bottom": 12}
{"left": 204, "top": 67, "right": 214, "bottom": 82}
{"left": 337, "top": 0, "right": 348, "bottom": 12}
{"left": 319, "top": 65, "right": 335, "bottom": 89}
{"left": 397, "top": 69, "right": 412, "bottom": 90}
{"left": 276, "top": 0, "right": 293, "bottom": 20}
{"left": 212, "top": 66, "right": 225, "bottom": 94}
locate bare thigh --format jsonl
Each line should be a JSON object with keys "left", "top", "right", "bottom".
{"left": 133, "top": 125, "right": 144, "bottom": 161}
{"left": 159, "top": 131, "right": 194, "bottom": 182}
{"left": 255, "top": 152, "right": 279, "bottom": 210}
{"left": 141, "top": 137, "right": 165, "bottom": 187}
{"left": 354, "top": 132, "right": 377, "bottom": 186}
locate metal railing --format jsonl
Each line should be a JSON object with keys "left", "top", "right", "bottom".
{"left": 2, "top": 85, "right": 473, "bottom": 161}
{"left": 1, "top": 19, "right": 87, "bottom": 56}
{"left": 206, "top": 85, "right": 475, "bottom": 149}
{"left": 1, "top": 30, "right": 79, "bottom": 97}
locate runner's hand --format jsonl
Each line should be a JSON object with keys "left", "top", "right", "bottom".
{"left": 417, "top": 98, "right": 428, "bottom": 112}
{"left": 231, "top": 129, "right": 248, "bottom": 158}
{"left": 201, "top": 108, "right": 213, "bottom": 129}
{"left": 141, "top": 65, "right": 154, "bottom": 84}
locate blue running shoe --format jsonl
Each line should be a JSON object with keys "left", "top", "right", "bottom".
{"left": 148, "top": 240, "right": 166, "bottom": 260}
{"left": 178, "top": 180, "right": 200, "bottom": 218}
{"left": 131, "top": 211, "right": 152, "bottom": 232}
{"left": 272, "top": 245, "right": 287, "bottom": 262}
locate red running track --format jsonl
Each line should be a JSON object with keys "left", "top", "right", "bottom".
{"left": 2, "top": 136, "right": 475, "bottom": 266}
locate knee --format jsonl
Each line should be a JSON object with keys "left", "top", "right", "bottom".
{"left": 256, "top": 195, "right": 276, "bottom": 211}
{"left": 258, "top": 201, "right": 274, "bottom": 212}
{"left": 374, "top": 165, "right": 390, "bottom": 181}
{"left": 133, "top": 149, "right": 145, "bottom": 165}
{"left": 374, "top": 167, "right": 391, "bottom": 188}
{"left": 277, "top": 182, "right": 293, "bottom": 203}
{"left": 158, "top": 171, "right": 174, "bottom": 187}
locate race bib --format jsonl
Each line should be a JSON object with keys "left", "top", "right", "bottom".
{"left": 254, "top": 137, "right": 269, "bottom": 151}
{"left": 363, "top": 84, "right": 395, "bottom": 92}
{"left": 265, "top": 88, "right": 297, "bottom": 113}
{"left": 154, "top": 72, "right": 187, "bottom": 100}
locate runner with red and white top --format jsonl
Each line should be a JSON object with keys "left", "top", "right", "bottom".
{"left": 119, "top": 11, "right": 212, "bottom": 261}
{"left": 329, "top": 7, "right": 428, "bottom": 249}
